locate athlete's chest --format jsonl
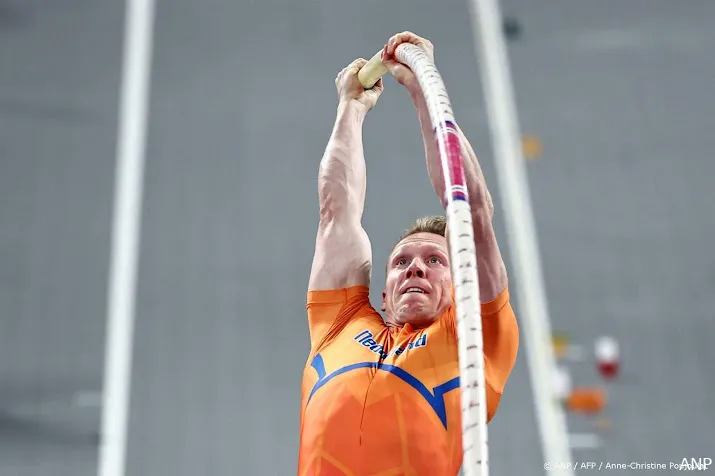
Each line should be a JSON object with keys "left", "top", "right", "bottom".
{"left": 322, "top": 319, "right": 457, "bottom": 373}
{"left": 305, "top": 319, "right": 461, "bottom": 423}
{"left": 301, "top": 319, "right": 464, "bottom": 473}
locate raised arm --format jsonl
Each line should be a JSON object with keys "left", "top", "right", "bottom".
{"left": 382, "top": 32, "right": 508, "bottom": 302}
{"left": 308, "top": 59, "right": 384, "bottom": 292}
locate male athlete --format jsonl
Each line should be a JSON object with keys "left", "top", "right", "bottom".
{"left": 298, "top": 32, "right": 519, "bottom": 475}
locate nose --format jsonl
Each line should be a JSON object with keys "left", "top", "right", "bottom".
{"left": 405, "top": 259, "right": 426, "bottom": 279}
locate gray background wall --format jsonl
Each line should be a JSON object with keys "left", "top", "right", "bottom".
{"left": 1, "top": 0, "right": 713, "bottom": 475}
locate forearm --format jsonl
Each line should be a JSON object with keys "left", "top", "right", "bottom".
{"left": 408, "top": 83, "right": 506, "bottom": 301}
{"left": 407, "top": 83, "right": 491, "bottom": 211}
{"left": 408, "top": 83, "right": 446, "bottom": 202}
{"left": 318, "top": 101, "right": 368, "bottom": 223}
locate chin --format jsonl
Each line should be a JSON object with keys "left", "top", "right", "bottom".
{"left": 396, "top": 304, "right": 437, "bottom": 327}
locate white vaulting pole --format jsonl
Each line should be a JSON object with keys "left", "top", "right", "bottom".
{"left": 98, "top": 0, "right": 156, "bottom": 473}
{"left": 359, "top": 45, "right": 489, "bottom": 476}
{"left": 466, "top": 1, "right": 575, "bottom": 475}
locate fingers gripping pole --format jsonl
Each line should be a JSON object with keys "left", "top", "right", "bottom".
{"left": 357, "top": 50, "right": 388, "bottom": 89}
{"left": 366, "top": 42, "right": 489, "bottom": 476}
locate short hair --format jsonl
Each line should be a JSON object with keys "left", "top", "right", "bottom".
{"left": 388, "top": 216, "right": 447, "bottom": 267}
{"left": 398, "top": 215, "right": 447, "bottom": 241}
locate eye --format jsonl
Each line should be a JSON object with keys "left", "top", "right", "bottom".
{"left": 428, "top": 256, "right": 442, "bottom": 264}
{"left": 396, "top": 258, "right": 407, "bottom": 266}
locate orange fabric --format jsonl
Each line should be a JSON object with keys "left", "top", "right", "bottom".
{"left": 298, "top": 285, "right": 519, "bottom": 476}
{"left": 566, "top": 388, "right": 607, "bottom": 414}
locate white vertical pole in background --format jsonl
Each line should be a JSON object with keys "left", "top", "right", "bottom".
{"left": 98, "top": 0, "right": 156, "bottom": 473}
{"left": 466, "top": 0, "right": 575, "bottom": 474}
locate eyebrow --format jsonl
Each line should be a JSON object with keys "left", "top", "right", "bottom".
{"left": 390, "top": 244, "right": 448, "bottom": 261}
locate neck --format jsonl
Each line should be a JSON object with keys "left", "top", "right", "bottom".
{"left": 385, "top": 312, "right": 434, "bottom": 330}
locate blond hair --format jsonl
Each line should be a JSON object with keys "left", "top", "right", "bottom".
{"left": 398, "top": 215, "right": 447, "bottom": 241}
{"left": 387, "top": 216, "right": 448, "bottom": 267}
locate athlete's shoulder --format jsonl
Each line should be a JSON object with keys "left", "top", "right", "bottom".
{"left": 306, "top": 285, "right": 383, "bottom": 351}
{"left": 307, "top": 285, "right": 370, "bottom": 306}
{"left": 437, "top": 285, "right": 512, "bottom": 334}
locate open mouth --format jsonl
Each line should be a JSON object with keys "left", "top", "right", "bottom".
{"left": 402, "top": 287, "right": 427, "bottom": 295}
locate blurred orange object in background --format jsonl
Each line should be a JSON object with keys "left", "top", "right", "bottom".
{"left": 566, "top": 387, "right": 607, "bottom": 414}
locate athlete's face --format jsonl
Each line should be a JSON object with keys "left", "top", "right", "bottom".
{"left": 382, "top": 232, "right": 453, "bottom": 328}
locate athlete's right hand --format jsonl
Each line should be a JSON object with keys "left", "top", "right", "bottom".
{"left": 335, "top": 58, "right": 384, "bottom": 113}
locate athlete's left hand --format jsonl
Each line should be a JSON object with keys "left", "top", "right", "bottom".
{"left": 381, "top": 31, "right": 434, "bottom": 88}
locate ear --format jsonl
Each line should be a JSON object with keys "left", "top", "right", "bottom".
{"left": 381, "top": 291, "right": 387, "bottom": 311}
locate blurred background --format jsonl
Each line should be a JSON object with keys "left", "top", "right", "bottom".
{"left": 1, "top": 0, "right": 714, "bottom": 475}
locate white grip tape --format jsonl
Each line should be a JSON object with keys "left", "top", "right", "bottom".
{"left": 357, "top": 50, "right": 389, "bottom": 89}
